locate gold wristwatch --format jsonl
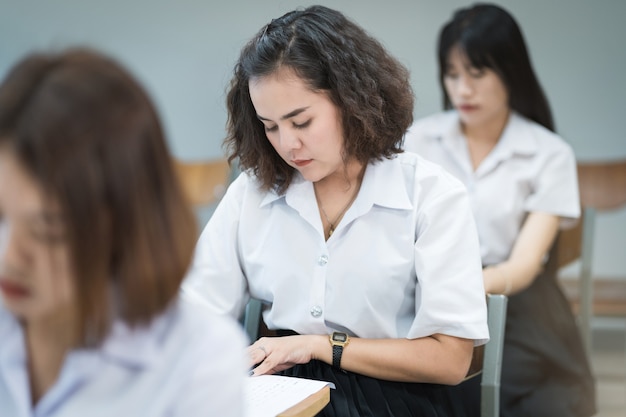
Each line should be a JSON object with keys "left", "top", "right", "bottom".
{"left": 329, "top": 331, "right": 350, "bottom": 369}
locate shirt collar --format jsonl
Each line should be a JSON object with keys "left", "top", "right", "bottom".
{"left": 490, "top": 112, "right": 538, "bottom": 157}
{"left": 435, "top": 111, "right": 539, "bottom": 177}
{"left": 0, "top": 301, "right": 25, "bottom": 366}
{"left": 438, "top": 111, "right": 538, "bottom": 156}
{"left": 359, "top": 156, "right": 413, "bottom": 210}
{"left": 99, "top": 303, "right": 175, "bottom": 369}
{"left": 259, "top": 157, "right": 413, "bottom": 213}
{"left": 0, "top": 298, "right": 172, "bottom": 370}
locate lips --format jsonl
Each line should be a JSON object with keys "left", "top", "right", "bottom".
{"left": 0, "top": 280, "right": 31, "bottom": 299}
{"left": 292, "top": 159, "right": 312, "bottom": 167}
{"left": 458, "top": 104, "right": 478, "bottom": 112}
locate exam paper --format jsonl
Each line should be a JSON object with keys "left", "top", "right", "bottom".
{"left": 244, "top": 374, "right": 331, "bottom": 417}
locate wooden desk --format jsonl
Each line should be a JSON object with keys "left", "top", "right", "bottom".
{"left": 278, "top": 386, "right": 330, "bottom": 417}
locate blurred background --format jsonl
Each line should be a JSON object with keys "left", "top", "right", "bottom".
{"left": 2, "top": 0, "right": 623, "bottom": 278}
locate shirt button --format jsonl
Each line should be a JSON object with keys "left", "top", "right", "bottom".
{"left": 318, "top": 255, "right": 328, "bottom": 266}
{"left": 310, "top": 305, "right": 323, "bottom": 318}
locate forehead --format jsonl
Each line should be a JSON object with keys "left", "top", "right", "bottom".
{"left": 248, "top": 67, "right": 326, "bottom": 114}
{"left": 446, "top": 46, "right": 472, "bottom": 66}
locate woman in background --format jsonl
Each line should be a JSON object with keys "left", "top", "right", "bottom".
{"left": 0, "top": 48, "right": 246, "bottom": 416}
{"left": 183, "top": 5, "right": 488, "bottom": 416}
{"left": 404, "top": 3, "right": 596, "bottom": 416}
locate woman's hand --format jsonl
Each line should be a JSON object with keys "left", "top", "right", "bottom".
{"left": 248, "top": 335, "right": 327, "bottom": 375}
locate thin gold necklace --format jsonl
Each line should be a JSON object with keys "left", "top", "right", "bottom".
{"left": 315, "top": 168, "right": 365, "bottom": 239}
{"left": 318, "top": 188, "right": 358, "bottom": 238}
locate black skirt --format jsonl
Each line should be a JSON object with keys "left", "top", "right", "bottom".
{"left": 276, "top": 329, "right": 468, "bottom": 417}
{"left": 445, "top": 263, "right": 597, "bottom": 417}
{"left": 500, "top": 265, "right": 596, "bottom": 417}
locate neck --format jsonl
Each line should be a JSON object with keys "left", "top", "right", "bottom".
{"left": 316, "top": 159, "right": 365, "bottom": 191}
{"left": 314, "top": 159, "right": 366, "bottom": 240}
{"left": 24, "top": 307, "right": 77, "bottom": 404}
{"left": 462, "top": 109, "right": 510, "bottom": 145}
{"left": 461, "top": 109, "right": 510, "bottom": 170}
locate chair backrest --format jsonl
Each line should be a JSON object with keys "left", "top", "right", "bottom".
{"left": 554, "top": 214, "right": 584, "bottom": 270}
{"left": 242, "top": 298, "right": 263, "bottom": 343}
{"left": 555, "top": 158, "right": 626, "bottom": 354}
{"left": 481, "top": 294, "right": 508, "bottom": 417}
{"left": 556, "top": 158, "right": 626, "bottom": 271}
{"left": 578, "top": 159, "right": 626, "bottom": 211}
{"left": 174, "top": 158, "right": 231, "bottom": 208}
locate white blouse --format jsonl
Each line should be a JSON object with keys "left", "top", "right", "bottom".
{"left": 183, "top": 152, "right": 488, "bottom": 345}
{"left": 404, "top": 111, "right": 580, "bottom": 266}
{"left": 0, "top": 298, "right": 247, "bottom": 417}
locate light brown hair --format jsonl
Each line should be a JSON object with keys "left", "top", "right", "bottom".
{"left": 0, "top": 48, "right": 197, "bottom": 346}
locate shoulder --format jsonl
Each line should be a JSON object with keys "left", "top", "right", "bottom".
{"left": 218, "top": 169, "right": 280, "bottom": 211}
{"left": 405, "top": 111, "right": 456, "bottom": 139}
{"left": 395, "top": 151, "right": 468, "bottom": 203}
{"left": 225, "top": 170, "right": 264, "bottom": 199}
{"left": 404, "top": 111, "right": 458, "bottom": 154}
{"left": 169, "top": 298, "right": 248, "bottom": 349}
{"left": 511, "top": 113, "right": 575, "bottom": 157}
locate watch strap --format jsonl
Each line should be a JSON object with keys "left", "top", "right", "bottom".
{"left": 332, "top": 344, "right": 343, "bottom": 369}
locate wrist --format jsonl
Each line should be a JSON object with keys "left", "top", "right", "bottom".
{"left": 329, "top": 331, "right": 350, "bottom": 370}
{"left": 488, "top": 264, "right": 512, "bottom": 295}
{"left": 311, "top": 334, "right": 330, "bottom": 362}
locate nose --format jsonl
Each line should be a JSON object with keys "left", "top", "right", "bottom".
{"left": 457, "top": 74, "right": 474, "bottom": 97}
{"left": 279, "top": 127, "right": 302, "bottom": 151}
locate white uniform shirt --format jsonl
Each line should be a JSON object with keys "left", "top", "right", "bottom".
{"left": 404, "top": 111, "right": 580, "bottom": 266}
{"left": 183, "top": 152, "right": 488, "bottom": 345}
{"left": 0, "top": 298, "right": 247, "bottom": 417}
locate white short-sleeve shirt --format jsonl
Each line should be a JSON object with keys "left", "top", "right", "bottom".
{"left": 183, "top": 152, "right": 488, "bottom": 345}
{"left": 404, "top": 111, "right": 580, "bottom": 265}
{"left": 0, "top": 298, "right": 247, "bottom": 417}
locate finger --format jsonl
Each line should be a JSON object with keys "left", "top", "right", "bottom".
{"left": 247, "top": 345, "right": 268, "bottom": 366}
{"left": 252, "top": 359, "right": 295, "bottom": 376}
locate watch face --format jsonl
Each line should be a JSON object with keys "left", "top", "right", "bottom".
{"left": 333, "top": 332, "right": 347, "bottom": 342}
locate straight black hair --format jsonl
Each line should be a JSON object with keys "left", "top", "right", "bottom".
{"left": 438, "top": 3, "right": 554, "bottom": 131}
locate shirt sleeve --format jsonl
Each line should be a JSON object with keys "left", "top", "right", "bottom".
{"left": 172, "top": 305, "right": 248, "bottom": 417}
{"left": 409, "top": 173, "right": 489, "bottom": 345}
{"left": 181, "top": 173, "right": 250, "bottom": 320}
{"left": 524, "top": 141, "right": 581, "bottom": 229}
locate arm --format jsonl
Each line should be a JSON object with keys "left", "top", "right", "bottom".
{"left": 249, "top": 333, "right": 474, "bottom": 385}
{"left": 483, "top": 211, "right": 560, "bottom": 295}
{"left": 180, "top": 174, "right": 250, "bottom": 319}
{"left": 173, "top": 311, "right": 248, "bottom": 417}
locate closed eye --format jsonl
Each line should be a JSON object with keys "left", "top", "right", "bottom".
{"left": 293, "top": 120, "right": 311, "bottom": 129}
{"left": 264, "top": 124, "right": 278, "bottom": 133}
{"left": 468, "top": 68, "right": 485, "bottom": 78}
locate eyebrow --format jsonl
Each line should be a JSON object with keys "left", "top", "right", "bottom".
{"left": 257, "top": 106, "right": 310, "bottom": 122}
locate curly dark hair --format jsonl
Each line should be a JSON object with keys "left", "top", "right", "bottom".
{"left": 225, "top": 5, "right": 414, "bottom": 193}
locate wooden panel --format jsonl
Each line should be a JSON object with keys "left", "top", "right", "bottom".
{"left": 558, "top": 277, "right": 626, "bottom": 316}
{"left": 174, "top": 158, "right": 230, "bottom": 207}
{"left": 578, "top": 159, "right": 626, "bottom": 211}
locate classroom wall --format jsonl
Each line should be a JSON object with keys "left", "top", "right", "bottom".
{"left": 1, "top": 0, "right": 625, "bottom": 278}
